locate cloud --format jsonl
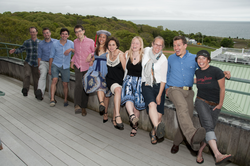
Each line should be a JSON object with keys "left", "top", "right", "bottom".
{"left": 0, "top": 0, "right": 250, "bottom": 21}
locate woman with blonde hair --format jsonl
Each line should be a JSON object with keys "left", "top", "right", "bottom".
{"left": 121, "top": 36, "right": 145, "bottom": 136}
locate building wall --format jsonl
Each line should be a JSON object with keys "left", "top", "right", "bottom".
{"left": 0, "top": 57, "right": 249, "bottom": 166}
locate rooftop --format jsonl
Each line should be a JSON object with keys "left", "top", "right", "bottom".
{"left": 0, "top": 75, "right": 237, "bottom": 166}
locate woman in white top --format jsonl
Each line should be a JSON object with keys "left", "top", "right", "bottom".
{"left": 141, "top": 36, "right": 168, "bottom": 144}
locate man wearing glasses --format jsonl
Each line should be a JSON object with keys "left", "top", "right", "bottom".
{"left": 70, "top": 25, "right": 95, "bottom": 116}
{"left": 35, "top": 28, "right": 57, "bottom": 100}
{"left": 49, "top": 28, "right": 74, "bottom": 107}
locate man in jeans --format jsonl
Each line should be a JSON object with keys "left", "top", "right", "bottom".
{"left": 35, "top": 28, "right": 57, "bottom": 100}
{"left": 70, "top": 25, "right": 95, "bottom": 116}
{"left": 9, "top": 27, "right": 41, "bottom": 97}
{"left": 49, "top": 28, "right": 74, "bottom": 107}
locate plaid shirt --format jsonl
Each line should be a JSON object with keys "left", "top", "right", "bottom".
{"left": 15, "top": 38, "right": 41, "bottom": 67}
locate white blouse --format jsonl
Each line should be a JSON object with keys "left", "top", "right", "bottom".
{"left": 141, "top": 47, "right": 168, "bottom": 84}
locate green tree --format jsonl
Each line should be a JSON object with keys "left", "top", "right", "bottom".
{"left": 220, "top": 38, "right": 234, "bottom": 48}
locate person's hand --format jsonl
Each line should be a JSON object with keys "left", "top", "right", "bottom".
{"left": 64, "top": 48, "right": 73, "bottom": 56}
{"left": 224, "top": 71, "right": 231, "bottom": 80}
{"left": 156, "top": 95, "right": 161, "bottom": 105}
{"left": 48, "top": 69, "right": 51, "bottom": 75}
{"left": 165, "top": 88, "right": 169, "bottom": 97}
{"left": 86, "top": 53, "right": 92, "bottom": 62}
{"left": 70, "top": 62, "right": 74, "bottom": 69}
{"left": 89, "top": 60, "right": 94, "bottom": 66}
{"left": 9, "top": 48, "right": 16, "bottom": 54}
{"left": 213, "top": 104, "right": 222, "bottom": 111}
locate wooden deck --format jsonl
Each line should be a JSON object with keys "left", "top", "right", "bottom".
{"left": 0, "top": 74, "right": 237, "bottom": 166}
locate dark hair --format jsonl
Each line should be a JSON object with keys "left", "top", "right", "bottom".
{"left": 42, "top": 27, "right": 50, "bottom": 32}
{"left": 74, "top": 24, "right": 85, "bottom": 32}
{"left": 173, "top": 36, "right": 187, "bottom": 45}
{"left": 195, "top": 50, "right": 211, "bottom": 62}
{"left": 105, "top": 37, "right": 120, "bottom": 49}
{"left": 95, "top": 34, "right": 108, "bottom": 55}
{"left": 29, "top": 27, "right": 38, "bottom": 32}
{"left": 60, "top": 28, "right": 69, "bottom": 35}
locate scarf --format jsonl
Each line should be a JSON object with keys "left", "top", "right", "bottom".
{"left": 144, "top": 48, "right": 162, "bottom": 87}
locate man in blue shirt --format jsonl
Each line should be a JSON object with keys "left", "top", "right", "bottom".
{"left": 165, "top": 36, "right": 206, "bottom": 152}
{"left": 35, "top": 28, "right": 57, "bottom": 100}
{"left": 166, "top": 36, "right": 230, "bottom": 154}
{"left": 9, "top": 27, "right": 41, "bottom": 97}
{"left": 49, "top": 28, "right": 74, "bottom": 107}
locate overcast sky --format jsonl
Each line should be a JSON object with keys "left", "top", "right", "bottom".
{"left": 1, "top": 0, "right": 250, "bottom": 21}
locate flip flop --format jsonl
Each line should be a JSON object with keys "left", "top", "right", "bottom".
{"left": 196, "top": 156, "right": 204, "bottom": 164}
{"left": 215, "top": 154, "right": 232, "bottom": 165}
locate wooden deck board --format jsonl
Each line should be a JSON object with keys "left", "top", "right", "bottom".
{"left": 0, "top": 74, "right": 237, "bottom": 166}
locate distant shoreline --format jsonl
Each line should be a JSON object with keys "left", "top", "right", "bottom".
{"left": 129, "top": 20, "right": 250, "bottom": 39}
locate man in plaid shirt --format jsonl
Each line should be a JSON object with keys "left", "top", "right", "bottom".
{"left": 9, "top": 27, "right": 41, "bottom": 97}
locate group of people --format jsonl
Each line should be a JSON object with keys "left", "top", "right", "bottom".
{"left": 10, "top": 26, "right": 232, "bottom": 165}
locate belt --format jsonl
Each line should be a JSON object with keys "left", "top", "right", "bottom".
{"left": 170, "top": 86, "right": 192, "bottom": 90}
{"left": 197, "top": 96, "right": 218, "bottom": 106}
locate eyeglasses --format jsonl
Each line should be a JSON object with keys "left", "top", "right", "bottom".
{"left": 153, "top": 43, "right": 162, "bottom": 48}
{"left": 75, "top": 30, "right": 82, "bottom": 34}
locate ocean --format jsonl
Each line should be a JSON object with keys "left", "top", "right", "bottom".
{"left": 129, "top": 20, "right": 250, "bottom": 39}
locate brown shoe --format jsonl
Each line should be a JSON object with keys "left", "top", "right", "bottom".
{"left": 191, "top": 127, "right": 206, "bottom": 151}
{"left": 171, "top": 144, "right": 179, "bottom": 154}
{"left": 82, "top": 108, "right": 87, "bottom": 116}
{"left": 75, "top": 105, "right": 81, "bottom": 114}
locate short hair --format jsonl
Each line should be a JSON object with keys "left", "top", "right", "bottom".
{"left": 42, "top": 27, "right": 50, "bottom": 32}
{"left": 128, "top": 36, "right": 144, "bottom": 62}
{"left": 74, "top": 25, "right": 85, "bottom": 32}
{"left": 173, "top": 36, "right": 187, "bottom": 45}
{"left": 29, "top": 27, "right": 38, "bottom": 32}
{"left": 152, "top": 36, "right": 165, "bottom": 48}
{"left": 106, "top": 37, "right": 120, "bottom": 49}
{"left": 60, "top": 28, "right": 69, "bottom": 35}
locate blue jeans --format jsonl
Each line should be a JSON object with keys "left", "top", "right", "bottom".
{"left": 195, "top": 98, "right": 221, "bottom": 142}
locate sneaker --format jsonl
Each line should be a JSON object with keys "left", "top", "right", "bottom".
{"left": 21, "top": 88, "right": 28, "bottom": 96}
{"left": 35, "top": 89, "right": 43, "bottom": 100}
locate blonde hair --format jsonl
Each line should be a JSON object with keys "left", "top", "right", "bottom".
{"left": 127, "top": 36, "right": 144, "bottom": 62}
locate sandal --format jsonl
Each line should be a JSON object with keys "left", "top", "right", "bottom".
{"left": 130, "top": 123, "right": 138, "bottom": 137}
{"left": 129, "top": 114, "right": 139, "bottom": 126}
{"left": 115, "top": 116, "right": 124, "bottom": 130}
{"left": 150, "top": 131, "right": 157, "bottom": 144}
{"left": 196, "top": 156, "right": 204, "bottom": 164}
{"left": 99, "top": 101, "right": 105, "bottom": 115}
{"left": 103, "top": 112, "right": 108, "bottom": 123}
{"left": 111, "top": 119, "right": 119, "bottom": 129}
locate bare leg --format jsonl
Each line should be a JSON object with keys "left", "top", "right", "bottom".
{"left": 114, "top": 87, "right": 122, "bottom": 124}
{"left": 103, "top": 96, "right": 109, "bottom": 120}
{"left": 197, "top": 141, "right": 206, "bottom": 162}
{"left": 208, "top": 139, "right": 232, "bottom": 163}
{"left": 148, "top": 102, "right": 159, "bottom": 135}
{"left": 97, "top": 91, "right": 105, "bottom": 105}
{"left": 50, "top": 78, "right": 58, "bottom": 101}
{"left": 63, "top": 82, "right": 68, "bottom": 102}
